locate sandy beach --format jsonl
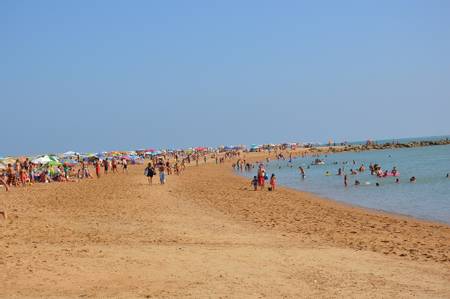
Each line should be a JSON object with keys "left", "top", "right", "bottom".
{"left": 1, "top": 153, "right": 449, "bottom": 298}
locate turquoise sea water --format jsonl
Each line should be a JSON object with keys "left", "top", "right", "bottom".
{"left": 240, "top": 144, "right": 450, "bottom": 224}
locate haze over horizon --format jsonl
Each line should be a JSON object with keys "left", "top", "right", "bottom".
{"left": 2, "top": 1, "right": 450, "bottom": 156}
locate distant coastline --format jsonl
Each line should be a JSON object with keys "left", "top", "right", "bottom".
{"left": 311, "top": 136, "right": 450, "bottom": 154}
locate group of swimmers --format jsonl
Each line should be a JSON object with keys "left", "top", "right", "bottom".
{"left": 249, "top": 152, "right": 448, "bottom": 190}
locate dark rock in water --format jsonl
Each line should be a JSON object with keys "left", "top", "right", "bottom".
{"left": 321, "top": 138, "right": 450, "bottom": 154}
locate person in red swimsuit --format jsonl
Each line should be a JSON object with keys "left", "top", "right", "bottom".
{"left": 257, "top": 165, "right": 265, "bottom": 190}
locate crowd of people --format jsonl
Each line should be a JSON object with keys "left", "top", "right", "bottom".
{"left": 232, "top": 149, "right": 450, "bottom": 193}
{"left": 0, "top": 148, "right": 248, "bottom": 193}
{"left": 0, "top": 157, "right": 135, "bottom": 192}
{"left": 143, "top": 156, "right": 188, "bottom": 185}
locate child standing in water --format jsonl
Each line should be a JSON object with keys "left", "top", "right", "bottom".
{"left": 270, "top": 174, "right": 277, "bottom": 191}
{"left": 299, "top": 166, "right": 305, "bottom": 179}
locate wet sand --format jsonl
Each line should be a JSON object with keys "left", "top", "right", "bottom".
{"left": 1, "top": 155, "right": 449, "bottom": 298}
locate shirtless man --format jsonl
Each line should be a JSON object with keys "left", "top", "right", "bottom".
{"left": 122, "top": 159, "right": 128, "bottom": 173}
{"left": 111, "top": 158, "right": 118, "bottom": 173}
{"left": 6, "top": 164, "right": 15, "bottom": 187}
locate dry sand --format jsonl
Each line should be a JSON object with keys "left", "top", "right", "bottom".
{"left": 1, "top": 155, "right": 449, "bottom": 298}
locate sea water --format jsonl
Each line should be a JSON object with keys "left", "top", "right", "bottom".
{"left": 239, "top": 144, "right": 450, "bottom": 224}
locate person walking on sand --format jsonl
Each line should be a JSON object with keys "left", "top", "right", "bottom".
{"left": 112, "top": 158, "right": 118, "bottom": 173}
{"left": 95, "top": 160, "right": 101, "bottom": 178}
{"left": 159, "top": 163, "right": 166, "bottom": 184}
{"left": 145, "top": 162, "right": 155, "bottom": 185}
{"left": 270, "top": 174, "right": 277, "bottom": 191}
{"left": 6, "top": 164, "right": 15, "bottom": 187}
{"left": 257, "top": 165, "right": 265, "bottom": 190}
{"left": 122, "top": 158, "right": 128, "bottom": 174}
{"left": 103, "top": 158, "right": 109, "bottom": 175}
{"left": 251, "top": 176, "right": 258, "bottom": 191}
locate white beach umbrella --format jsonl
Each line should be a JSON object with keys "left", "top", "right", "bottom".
{"left": 62, "top": 151, "right": 79, "bottom": 157}
{"left": 32, "top": 155, "right": 52, "bottom": 164}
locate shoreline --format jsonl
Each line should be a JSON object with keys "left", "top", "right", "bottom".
{"left": 180, "top": 153, "right": 449, "bottom": 264}
{"left": 238, "top": 146, "right": 450, "bottom": 226}
{"left": 235, "top": 170, "right": 450, "bottom": 227}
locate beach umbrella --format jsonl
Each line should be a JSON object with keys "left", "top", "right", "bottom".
{"left": 62, "top": 151, "right": 79, "bottom": 157}
{"left": 32, "top": 156, "right": 52, "bottom": 164}
{"left": 1, "top": 157, "right": 16, "bottom": 165}
{"left": 48, "top": 160, "right": 62, "bottom": 167}
{"left": 94, "top": 153, "right": 105, "bottom": 159}
{"left": 61, "top": 159, "right": 78, "bottom": 166}
{"left": 149, "top": 150, "right": 162, "bottom": 156}
{"left": 32, "top": 155, "right": 60, "bottom": 165}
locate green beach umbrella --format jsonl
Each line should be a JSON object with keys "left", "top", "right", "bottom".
{"left": 48, "top": 160, "right": 62, "bottom": 167}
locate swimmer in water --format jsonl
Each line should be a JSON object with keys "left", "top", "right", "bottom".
{"left": 410, "top": 176, "right": 416, "bottom": 183}
{"left": 395, "top": 178, "right": 400, "bottom": 183}
{"left": 355, "top": 180, "right": 360, "bottom": 186}
{"left": 376, "top": 182, "right": 380, "bottom": 187}
{"left": 299, "top": 166, "right": 305, "bottom": 179}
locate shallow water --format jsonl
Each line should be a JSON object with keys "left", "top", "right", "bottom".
{"left": 239, "top": 144, "right": 450, "bottom": 224}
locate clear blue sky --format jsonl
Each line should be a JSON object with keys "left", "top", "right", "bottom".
{"left": 1, "top": 1, "right": 450, "bottom": 155}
